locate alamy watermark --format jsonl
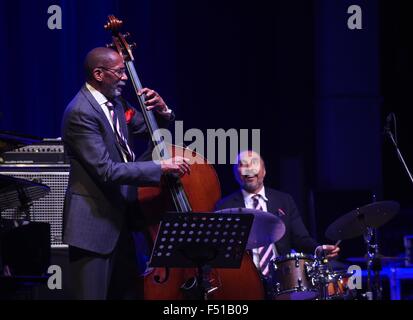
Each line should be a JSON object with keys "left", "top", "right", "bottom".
{"left": 46, "top": 5, "right": 363, "bottom": 32}
{"left": 347, "top": 265, "right": 362, "bottom": 290}
{"left": 45, "top": 263, "right": 363, "bottom": 292}
{"left": 151, "top": 121, "right": 260, "bottom": 165}
{"left": 347, "top": 5, "right": 362, "bottom": 30}
{"left": 47, "top": 5, "right": 62, "bottom": 30}
{"left": 47, "top": 265, "right": 62, "bottom": 290}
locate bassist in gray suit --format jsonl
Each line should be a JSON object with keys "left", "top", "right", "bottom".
{"left": 61, "top": 47, "right": 190, "bottom": 299}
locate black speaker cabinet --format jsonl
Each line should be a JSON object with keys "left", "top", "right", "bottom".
{"left": 0, "top": 164, "right": 69, "bottom": 248}
{"left": 1, "top": 221, "right": 51, "bottom": 275}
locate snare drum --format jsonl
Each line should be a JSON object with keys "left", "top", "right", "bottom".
{"left": 271, "top": 252, "right": 319, "bottom": 300}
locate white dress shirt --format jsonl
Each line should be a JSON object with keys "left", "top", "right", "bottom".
{"left": 85, "top": 82, "right": 129, "bottom": 162}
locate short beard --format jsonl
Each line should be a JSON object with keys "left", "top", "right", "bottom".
{"left": 110, "top": 88, "right": 122, "bottom": 98}
{"left": 242, "top": 181, "right": 261, "bottom": 193}
{"left": 104, "top": 81, "right": 125, "bottom": 99}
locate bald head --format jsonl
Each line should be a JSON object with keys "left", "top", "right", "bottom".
{"left": 84, "top": 47, "right": 121, "bottom": 82}
{"left": 234, "top": 150, "right": 266, "bottom": 194}
{"left": 83, "top": 47, "right": 128, "bottom": 98}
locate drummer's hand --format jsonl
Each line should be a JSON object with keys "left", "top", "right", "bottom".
{"left": 160, "top": 156, "right": 191, "bottom": 177}
{"left": 316, "top": 244, "right": 340, "bottom": 260}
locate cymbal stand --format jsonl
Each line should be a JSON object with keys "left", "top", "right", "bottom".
{"left": 364, "top": 227, "right": 382, "bottom": 300}
{"left": 17, "top": 187, "right": 32, "bottom": 221}
{"left": 308, "top": 255, "right": 330, "bottom": 300}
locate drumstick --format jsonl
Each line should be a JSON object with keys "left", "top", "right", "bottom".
{"left": 335, "top": 240, "right": 342, "bottom": 247}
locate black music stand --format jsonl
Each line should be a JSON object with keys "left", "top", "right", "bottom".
{"left": 148, "top": 212, "right": 254, "bottom": 300}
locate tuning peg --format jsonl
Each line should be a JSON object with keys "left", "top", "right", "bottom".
{"left": 123, "top": 32, "right": 130, "bottom": 38}
{"left": 104, "top": 16, "right": 123, "bottom": 31}
{"left": 106, "top": 43, "right": 116, "bottom": 49}
{"left": 104, "top": 22, "right": 112, "bottom": 30}
{"left": 129, "top": 42, "right": 137, "bottom": 49}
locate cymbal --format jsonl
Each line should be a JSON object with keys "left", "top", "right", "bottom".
{"left": 0, "top": 174, "right": 50, "bottom": 211}
{"left": 215, "top": 207, "right": 286, "bottom": 249}
{"left": 325, "top": 201, "right": 400, "bottom": 241}
{"left": 0, "top": 130, "right": 43, "bottom": 154}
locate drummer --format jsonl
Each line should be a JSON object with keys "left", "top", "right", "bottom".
{"left": 215, "top": 150, "right": 340, "bottom": 286}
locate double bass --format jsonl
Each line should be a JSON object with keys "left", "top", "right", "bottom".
{"left": 104, "top": 15, "right": 265, "bottom": 300}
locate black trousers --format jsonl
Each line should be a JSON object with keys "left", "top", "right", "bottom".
{"left": 68, "top": 229, "right": 142, "bottom": 300}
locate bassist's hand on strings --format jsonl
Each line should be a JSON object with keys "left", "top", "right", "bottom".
{"left": 138, "top": 87, "right": 172, "bottom": 119}
{"left": 160, "top": 156, "right": 191, "bottom": 177}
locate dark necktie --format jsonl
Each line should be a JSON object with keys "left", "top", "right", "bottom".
{"left": 106, "top": 101, "right": 135, "bottom": 162}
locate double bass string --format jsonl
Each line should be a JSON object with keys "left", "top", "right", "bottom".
{"left": 126, "top": 60, "right": 192, "bottom": 213}
{"left": 166, "top": 173, "right": 192, "bottom": 213}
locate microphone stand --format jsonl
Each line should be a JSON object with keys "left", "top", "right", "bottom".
{"left": 384, "top": 123, "right": 413, "bottom": 186}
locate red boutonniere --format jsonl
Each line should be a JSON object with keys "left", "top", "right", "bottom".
{"left": 124, "top": 108, "right": 136, "bottom": 125}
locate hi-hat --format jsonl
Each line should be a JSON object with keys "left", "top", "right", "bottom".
{"left": 0, "top": 174, "right": 50, "bottom": 211}
{"left": 215, "top": 207, "right": 285, "bottom": 249}
{"left": 325, "top": 201, "right": 400, "bottom": 241}
{"left": 0, "top": 130, "right": 43, "bottom": 155}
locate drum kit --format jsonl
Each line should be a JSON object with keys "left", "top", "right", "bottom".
{"left": 219, "top": 199, "right": 400, "bottom": 300}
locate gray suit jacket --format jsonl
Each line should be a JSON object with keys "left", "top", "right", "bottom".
{"left": 61, "top": 85, "right": 163, "bottom": 255}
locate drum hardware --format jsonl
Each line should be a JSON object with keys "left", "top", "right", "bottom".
{"left": 220, "top": 199, "right": 399, "bottom": 300}
{"left": 325, "top": 200, "right": 400, "bottom": 300}
{"left": 363, "top": 227, "right": 384, "bottom": 300}
{"left": 306, "top": 257, "right": 354, "bottom": 300}
{"left": 306, "top": 257, "right": 328, "bottom": 300}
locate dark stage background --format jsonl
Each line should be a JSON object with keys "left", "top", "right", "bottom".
{"left": 1, "top": 0, "right": 413, "bottom": 268}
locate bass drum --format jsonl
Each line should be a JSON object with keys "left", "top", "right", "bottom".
{"left": 207, "top": 252, "right": 266, "bottom": 300}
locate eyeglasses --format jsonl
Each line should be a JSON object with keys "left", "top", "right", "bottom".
{"left": 98, "top": 66, "right": 127, "bottom": 79}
